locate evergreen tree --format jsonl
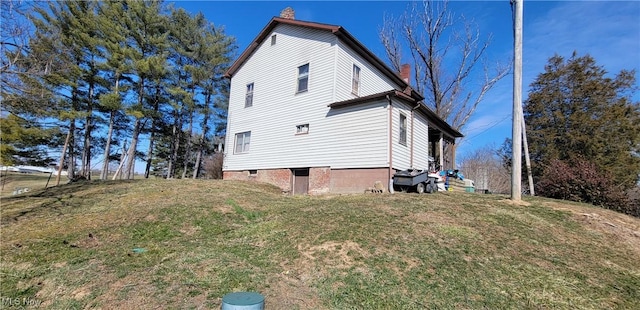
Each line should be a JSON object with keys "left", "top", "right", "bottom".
{"left": 0, "top": 114, "right": 60, "bottom": 165}
{"left": 2, "top": 0, "right": 235, "bottom": 181}
{"left": 95, "top": 0, "right": 133, "bottom": 179}
{"left": 120, "top": 0, "right": 170, "bottom": 179}
{"left": 524, "top": 53, "right": 640, "bottom": 210}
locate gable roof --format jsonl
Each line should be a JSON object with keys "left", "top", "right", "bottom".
{"left": 225, "top": 16, "right": 462, "bottom": 140}
{"left": 329, "top": 90, "right": 464, "bottom": 139}
{"left": 224, "top": 17, "right": 424, "bottom": 101}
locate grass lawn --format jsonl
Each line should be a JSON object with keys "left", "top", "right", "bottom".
{"left": 0, "top": 172, "right": 54, "bottom": 198}
{"left": 1, "top": 178, "right": 639, "bottom": 309}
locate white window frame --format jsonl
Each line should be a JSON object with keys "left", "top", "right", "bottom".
{"left": 352, "top": 64, "right": 361, "bottom": 95}
{"left": 245, "top": 83, "right": 254, "bottom": 108}
{"left": 234, "top": 131, "right": 251, "bottom": 154}
{"left": 296, "top": 124, "right": 309, "bottom": 135}
{"left": 297, "top": 63, "right": 309, "bottom": 93}
{"left": 399, "top": 113, "right": 407, "bottom": 145}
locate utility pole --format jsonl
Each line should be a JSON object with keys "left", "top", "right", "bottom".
{"left": 511, "top": 0, "right": 523, "bottom": 201}
{"left": 522, "top": 118, "right": 535, "bottom": 196}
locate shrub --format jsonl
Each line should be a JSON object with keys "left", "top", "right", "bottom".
{"left": 201, "top": 153, "right": 224, "bottom": 179}
{"left": 537, "top": 158, "right": 638, "bottom": 217}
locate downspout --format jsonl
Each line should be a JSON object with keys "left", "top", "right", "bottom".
{"left": 439, "top": 132, "right": 444, "bottom": 170}
{"left": 410, "top": 109, "right": 414, "bottom": 168}
{"left": 223, "top": 110, "right": 232, "bottom": 176}
{"left": 387, "top": 95, "right": 393, "bottom": 192}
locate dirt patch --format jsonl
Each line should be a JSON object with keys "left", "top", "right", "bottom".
{"left": 503, "top": 197, "right": 532, "bottom": 207}
{"left": 298, "top": 240, "right": 371, "bottom": 270}
{"left": 259, "top": 241, "right": 372, "bottom": 309}
{"left": 263, "top": 273, "right": 324, "bottom": 309}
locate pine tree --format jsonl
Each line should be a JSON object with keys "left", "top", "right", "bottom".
{"left": 120, "top": 0, "right": 170, "bottom": 179}
{"left": 524, "top": 53, "right": 640, "bottom": 204}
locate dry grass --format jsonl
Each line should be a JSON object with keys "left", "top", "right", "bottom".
{"left": 0, "top": 172, "right": 54, "bottom": 198}
{"left": 1, "top": 178, "right": 639, "bottom": 309}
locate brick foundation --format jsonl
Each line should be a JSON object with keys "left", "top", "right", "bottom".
{"left": 224, "top": 167, "right": 389, "bottom": 195}
{"left": 330, "top": 168, "right": 390, "bottom": 194}
{"left": 224, "top": 169, "right": 292, "bottom": 193}
{"left": 309, "top": 167, "right": 331, "bottom": 195}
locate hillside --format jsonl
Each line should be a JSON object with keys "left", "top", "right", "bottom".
{"left": 1, "top": 178, "right": 639, "bottom": 309}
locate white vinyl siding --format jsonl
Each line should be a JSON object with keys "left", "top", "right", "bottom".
{"left": 224, "top": 23, "right": 427, "bottom": 172}
{"left": 391, "top": 100, "right": 413, "bottom": 170}
{"left": 333, "top": 39, "right": 400, "bottom": 101}
{"left": 413, "top": 111, "right": 430, "bottom": 169}
{"left": 225, "top": 24, "right": 367, "bottom": 170}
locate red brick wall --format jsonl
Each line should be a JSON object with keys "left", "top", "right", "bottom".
{"left": 225, "top": 167, "right": 390, "bottom": 194}
{"left": 223, "top": 171, "right": 247, "bottom": 180}
{"left": 257, "top": 169, "right": 291, "bottom": 192}
{"left": 330, "top": 168, "right": 390, "bottom": 194}
{"left": 309, "top": 167, "right": 331, "bottom": 195}
{"left": 223, "top": 169, "right": 292, "bottom": 193}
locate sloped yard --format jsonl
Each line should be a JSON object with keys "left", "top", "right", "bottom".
{"left": 1, "top": 179, "right": 639, "bottom": 309}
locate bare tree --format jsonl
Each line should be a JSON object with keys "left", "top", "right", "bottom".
{"left": 1, "top": 0, "right": 32, "bottom": 78}
{"left": 201, "top": 153, "right": 224, "bottom": 179}
{"left": 458, "top": 145, "right": 510, "bottom": 194}
{"left": 380, "top": 0, "right": 510, "bottom": 160}
{"left": 1, "top": 0, "right": 57, "bottom": 115}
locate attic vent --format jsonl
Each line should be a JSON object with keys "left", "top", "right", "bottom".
{"left": 280, "top": 7, "right": 295, "bottom": 19}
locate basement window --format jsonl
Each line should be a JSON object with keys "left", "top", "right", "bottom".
{"left": 296, "top": 124, "right": 309, "bottom": 135}
{"left": 249, "top": 170, "right": 257, "bottom": 176}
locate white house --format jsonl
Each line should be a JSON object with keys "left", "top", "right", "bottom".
{"left": 222, "top": 8, "right": 462, "bottom": 194}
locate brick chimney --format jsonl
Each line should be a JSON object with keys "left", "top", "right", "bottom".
{"left": 400, "top": 63, "right": 410, "bottom": 84}
{"left": 280, "top": 7, "right": 295, "bottom": 20}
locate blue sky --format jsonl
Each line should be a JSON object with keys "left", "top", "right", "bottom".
{"left": 170, "top": 0, "right": 640, "bottom": 161}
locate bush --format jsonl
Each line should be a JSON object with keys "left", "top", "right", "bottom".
{"left": 201, "top": 153, "right": 224, "bottom": 179}
{"left": 537, "top": 158, "right": 638, "bottom": 217}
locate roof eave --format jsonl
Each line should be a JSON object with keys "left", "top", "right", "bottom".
{"left": 328, "top": 91, "right": 463, "bottom": 139}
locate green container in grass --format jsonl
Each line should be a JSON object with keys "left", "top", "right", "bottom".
{"left": 221, "top": 292, "right": 264, "bottom": 310}
{"left": 464, "top": 179, "right": 475, "bottom": 193}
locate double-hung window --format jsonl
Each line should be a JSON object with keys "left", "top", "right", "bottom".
{"left": 399, "top": 113, "right": 407, "bottom": 145}
{"left": 352, "top": 64, "right": 361, "bottom": 95}
{"left": 245, "top": 83, "right": 254, "bottom": 107}
{"left": 235, "top": 131, "right": 251, "bottom": 154}
{"left": 297, "top": 63, "right": 309, "bottom": 93}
